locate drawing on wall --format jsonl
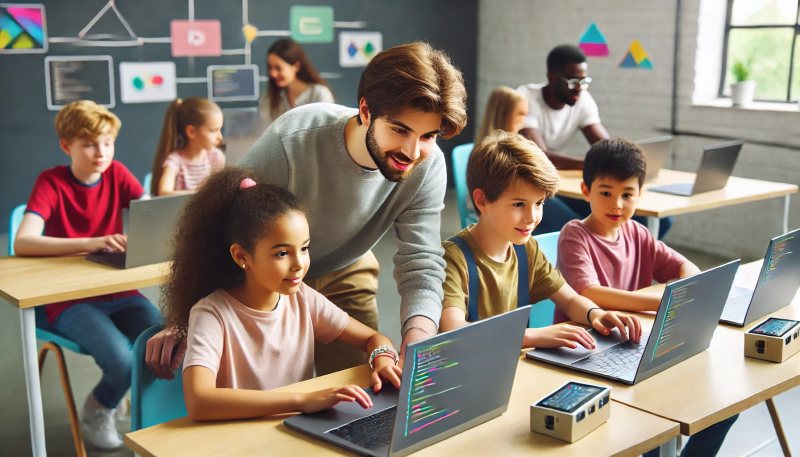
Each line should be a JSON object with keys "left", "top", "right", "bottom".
{"left": 119, "top": 61, "right": 176, "bottom": 104}
{"left": 339, "top": 31, "right": 382, "bottom": 67}
{"left": 45, "top": 55, "right": 115, "bottom": 110}
{"left": 290, "top": 5, "right": 334, "bottom": 43}
{"left": 578, "top": 22, "right": 608, "bottom": 57}
{"left": 207, "top": 64, "right": 259, "bottom": 102}
{"left": 242, "top": 23, "right": 257, "bottom": 43}
{"left": 170, "top": 19, "right": 221, "bottom": 57}
{"left": 0, "top": 3, "right": 47, "bottom": 53}
{"left": 619, "top": 40, "right": 653, "bottom": 69}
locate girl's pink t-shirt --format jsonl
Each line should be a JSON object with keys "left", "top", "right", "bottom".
{"left": 183, "top": 283, "right": 349, "bottom": 390}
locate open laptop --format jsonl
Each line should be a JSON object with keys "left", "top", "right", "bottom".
{"left": 649, "top": 140, "right": 743, "bottom": 196}
{"left": 85, "top": 194, "right": 190, "bottom": 269}
{"left": 721, "top": 228, "right": 800, "bottom": 326}
{"left": 284, "top": 306, "right": 530, "bottom": 457}
{"left": 526, "top": 260, "right": 739, "bottom": 385}
{"left": 636, "top": 135, "right": 673, "bottom": 182}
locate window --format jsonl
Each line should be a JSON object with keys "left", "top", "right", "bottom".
{"left": 720, "top": 0, "right": 800, "bottom": 102}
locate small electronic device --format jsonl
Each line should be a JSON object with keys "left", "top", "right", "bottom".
{"left": 530, "top": 381, "right": 610, "bottom": 443}
{"left": 744, "top": 317, "right": 800, "bottom": 363}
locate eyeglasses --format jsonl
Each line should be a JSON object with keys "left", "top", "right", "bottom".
{"left": 558, "top": 75, "right": 592, "bottom": 90}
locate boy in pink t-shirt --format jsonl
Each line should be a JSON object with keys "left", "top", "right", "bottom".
{"left": 557, "top": 138, "right": 736, "bottom": 457}
{"left": 556, "top": 138, "right": 699, "bottom": 320}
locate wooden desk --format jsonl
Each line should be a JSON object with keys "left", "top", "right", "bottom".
{"left": 0, "top": 255, "right": 169, "bottom": 457}
{"left": 528, "top": 260, "right": 800, "bottom": 440}
{"left": 557, "top": 169, "right": 797, "bottom": 236}
{"left": 125, "top": 360, "right": 679, "bottom": 457}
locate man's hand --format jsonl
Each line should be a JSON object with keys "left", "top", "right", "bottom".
{"left": 145, "top": 328, "right": 187, "bottom": 379}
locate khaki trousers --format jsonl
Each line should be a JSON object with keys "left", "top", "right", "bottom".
{"left": 304, "top": 251, "right": 380, "bottom": 375}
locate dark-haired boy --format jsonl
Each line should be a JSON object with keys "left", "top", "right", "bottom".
{"left": 557, "top": 138, "right": 736, "bottom": 457}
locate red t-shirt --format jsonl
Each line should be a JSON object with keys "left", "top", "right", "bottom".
{"left": 25, "top": 162, "right": 145, "bottom": 323}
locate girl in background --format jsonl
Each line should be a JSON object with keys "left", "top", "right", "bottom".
{"left": 152, "top": 97, "right": 225, "bottom": 196}
{"left": 259, "top": 38, "right": 334, "bottom": 126}
{"left": 165, "top": 167, "right": 401, "bottom": 420}
{"left": 474, "top": 86, "right": 528, "bottom": 146}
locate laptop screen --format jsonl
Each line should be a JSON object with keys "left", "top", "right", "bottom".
{"left": 635, "top": 260, "right": 739, "bottom": 382}
{"left": 747, "top": 229, "right": 800, "bottom": 322}
{"left": 388, "top": 307, "right": 528, "bottom": 455}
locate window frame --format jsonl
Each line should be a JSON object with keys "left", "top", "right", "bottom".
{"left": 718, "top": 0, "right": 800, "bottom": 103}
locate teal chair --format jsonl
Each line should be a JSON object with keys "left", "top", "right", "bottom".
{"left": 131, "top": 325, "right": 187, "bottom": 431}
{"left": 142, "top": 172, "right": 153, "bottom": 197}
{"left": 451, "top": 143, "right": 478, "bottom": 228}
{"left": 9, "top": 204, "right": 90, "bottom": 457}
{"left": 529, "top": 231, "right": 560, "bottom": 328}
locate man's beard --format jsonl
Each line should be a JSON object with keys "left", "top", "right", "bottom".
{"left": 366, "top": 121, "right": 417, "bottom": 182}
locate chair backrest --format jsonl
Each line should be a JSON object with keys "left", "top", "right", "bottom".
{"left": 131, "top": 325, "right": 187, "bottom": 431}
{"left": 529, "top": 231, "right": 560, "bottom": 328}
{"left": 8, "top": 204, "right": 26, "bottom": 256}
{"left": 142, "top": 172, "right": 153, "bottom": 197}
{"left": 451, "top": 143, "right": 476, "bottom": 228}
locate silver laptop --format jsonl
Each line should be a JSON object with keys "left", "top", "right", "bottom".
{"left": 526, "top": 260, "right": 739, "bottom": 385}
{"left": 636, "top": 135, "right": 673, "bottom": 182}
{"left": 284, "top": 306, "right": 530, "bottom": 457}
{"left": 649, "top": 140, "right": 743, "bottom": 196}
{"left": 85, "top": 194, "right": 190, "bottom": 269}
{"left": 721, "top": 228, "right": 800, "bottom": 326}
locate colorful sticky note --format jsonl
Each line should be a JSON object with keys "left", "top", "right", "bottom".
{"left": 619, "top": 40, "right": 653, "bottom": 70}
{"left": 170, "top": 20, "right": 221, "bottom": 57}
{"left": 290, "top": 6, "right": 334, "bottom": 43}
{"left": 0, "top": 4, "right": 47, "bottom": 53}
{"left": 578, "top": 22, "right": 608, "bottom": 57}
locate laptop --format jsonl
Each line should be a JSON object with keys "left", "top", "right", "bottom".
{"left": 526, "top": 260, "right": 739, "bottom": 385}
{"left": 85, "top": 194, "right": 190, "bottom": 269}
{"left": 649, "top": 140, "right": 743, "bottom": 196}
{"left": 284, "top": 306, "right": 530, "bottom": 457}
{"left": 721, "top": 228, "right": 800, "bottom": 326}
{"left": 636, "top": 135, "right": 673, "bottom": 182}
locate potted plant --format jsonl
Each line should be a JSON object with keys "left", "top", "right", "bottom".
{"left": 730, "top": 59, "right": 756, "bottom": 107}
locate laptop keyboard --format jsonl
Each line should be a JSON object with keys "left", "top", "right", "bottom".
{"left": 572, "top": 340, "right": 645, "bottom": 378}
{"left": 328, "top": 406, "right": 396, "bottom": 450}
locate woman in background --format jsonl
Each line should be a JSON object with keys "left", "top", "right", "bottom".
{"left": 259, "top": 38, "right": 334, "bottom": 127}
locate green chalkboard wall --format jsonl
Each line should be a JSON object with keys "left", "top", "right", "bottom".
{"left": 0, "top": 0, "right": 478, "bottom": 228}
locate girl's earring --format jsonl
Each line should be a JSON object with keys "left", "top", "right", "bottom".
{"left": 241, "top": 263, "right": 246, "bottom": 269}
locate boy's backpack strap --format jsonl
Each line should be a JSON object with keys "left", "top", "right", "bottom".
{"left": 448, "top": 236, "right": 479, "bottom": 322}
{"left": 513, "top": 244, "right": 530, "bottom": 309}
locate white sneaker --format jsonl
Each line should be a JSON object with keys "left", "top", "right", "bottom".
{"left": 81, "top": 394, "right": 123, "bottom": 450}
{"left": 115, "top": 396, "right": 130, "bottom": 422}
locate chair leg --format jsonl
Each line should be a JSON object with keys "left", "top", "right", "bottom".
{"left": 765, "top": 398, "right": 792, "bottom": 457}
{"left": 38, "top": 343, "right": 88, "bottom": 457}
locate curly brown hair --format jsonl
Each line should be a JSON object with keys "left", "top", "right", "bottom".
{"left": 163, "top": 166, "right": 303, "bottom": 335}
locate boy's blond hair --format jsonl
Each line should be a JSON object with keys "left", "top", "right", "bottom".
{"left": 55, "top": 100, "right": 121, "bottom": 140}
{"left": 467, "top": 130, "right": 559, "bottom": 214}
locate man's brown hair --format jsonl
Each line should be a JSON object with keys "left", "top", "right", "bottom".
{"left": 357, "top": 41, "right": 467, "bottom": 139}
{"left": 467, "top": 131, "right": 559, "bottom": 214}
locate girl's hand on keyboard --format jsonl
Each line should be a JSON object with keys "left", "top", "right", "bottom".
{"left": 372, "top": 359, "right": 403, "bottom": 393}
{"left": 592, "top": 311, "right": 642, "bottom": 342}
{"left": 300, "top": 385, "right": 373, "bottom": 413}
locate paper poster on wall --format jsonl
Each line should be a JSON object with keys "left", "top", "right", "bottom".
{"left": 45, "top": 56, "right": 114, "bottom": 110}
{"left": 619, "top": 40, "right": 653, "bottom": 69}
{"left": 207, "top": 64, "right": 259, "bottom": 102}
{"left": 170, "top": 20, "right": 221, "bottom": 57}
{"left": 119, "top": 62, "right": 176, "bottom": 104}
{"left": 0, "top": 3, "right": 47, "bottom": 53}
{"left": 339, "top": 31, "right": 382, "bottom": 67}
{"left": 578, "top": 22, "right": 608, "bottom": 57}
{"left": 290, "top": 6, "right": 334, "bottom": 43}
